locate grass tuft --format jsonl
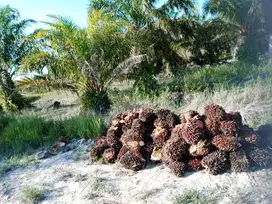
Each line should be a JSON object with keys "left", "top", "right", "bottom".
{"left": 172, "top": 190, "right": 214, "bottom": 204}
{"left": 21, "top": 186, "right": 46, "bottom": 204}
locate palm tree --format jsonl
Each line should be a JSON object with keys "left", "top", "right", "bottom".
{"left": 204, "top": 0, "right": 268, "bottom": 63}
{"left": 89, "top": 0, "right": 198, "bottom": 74}
{"left": 21, "top": 10, "right": 146, "bottom": 113}
{"left": 0, "top": 5, "right": 35, "bottom": 111}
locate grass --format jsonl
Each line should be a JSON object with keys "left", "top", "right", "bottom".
{"left": 0, "top": 155, "right": 40, "bottom": 176}
{"left": 21, "top": 186, "right": 46, "bottom": 204}
{"left": 168, "top": 60, "right": 272, "bottom": 93}
{"left": 172, "top": 190, "right": 214, "bottom": 204}
{"left": 0, "top": 113, "right": 105, "bottom": 156}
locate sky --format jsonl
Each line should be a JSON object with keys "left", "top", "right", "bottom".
{"left": 0, "top": 0, "right": 205, "bottom": 32}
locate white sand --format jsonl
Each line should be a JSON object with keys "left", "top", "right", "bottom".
{"left": 1, "top": 148, "right": 272, "bottom": 204}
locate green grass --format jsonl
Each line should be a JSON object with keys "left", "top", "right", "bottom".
{"left": 168, "top": 60, "right": 272, "bottom": 93}
{"left": 172, "top": 190, "right": 214, "bottom": 204}
{"left": 21, "top": 186, "right": 46, "bottom": 204}
{"left": 0, "top": 113, "right": 105, "bottom": 156}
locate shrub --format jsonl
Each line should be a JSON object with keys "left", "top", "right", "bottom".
{"left": 80, "top": 91, "right": 111, "bottom": 114}
{"left": 21, "top": 186, "right": 46, "bottom": 204}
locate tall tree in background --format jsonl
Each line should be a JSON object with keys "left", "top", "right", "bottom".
{"left": 204, "top": 0, "right": 269, "bottom": 63}
{"left": 0, "top": 5, "right": 34, "bottom": 111}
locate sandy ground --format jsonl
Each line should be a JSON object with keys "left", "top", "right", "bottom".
{"left": 1, "top": 143, "right": 272, "bottom": 204}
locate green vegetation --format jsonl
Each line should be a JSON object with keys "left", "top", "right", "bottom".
{"left": 0, "top": 114, "right": 104, "bottom": 155}
{"left": 0, "top": 1, "right": 271, "bottom": 156}
{"left": 172, "top": 190, "right": 214, "bottom": 204}
{"left": 21, "top": 186, "right": 46, "bottom": 204}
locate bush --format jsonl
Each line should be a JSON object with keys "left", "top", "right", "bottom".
{"left": 80, "top": 91, "right": 111, "bottom": 114}
{"left": 133, "top": 72, "right": 159, "bottom": 98}
{"left": 0, "top": 114, "right": 105, "bottom": 155}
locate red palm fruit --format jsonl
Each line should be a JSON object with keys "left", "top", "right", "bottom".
{"left": 154, "top": 109, "right": 179, "bottom": 129}
{"left": 180, "top": 110, "right": 199, "bottom": 123}
{"left": 180, "top": 120, "right": 206, "bottom": 145}
{"left": 119, "top": 150, "right": 146, "bottom": 171}
{"left": 94, "top": 136, "right": 108, "bottom": 148}
{"left": 201, "top": 150, "right": 229, "bottom": 175}
{"left": 239, "top": 125, "right": 259, "bottom": 145}
{"left": 139, "top": 108, "right": 156, "bottom": 123}
{"left": 117, "top": 146, "right": 130, "bottom": 161}
{"left": 171, "top": 124, "right": 183, "bottom": 138}
{"left": 224, "top": 112, "right": 243, "bottom": 126}
{"left": 103, "top": 148, "right": 116, "bottom": 163}
{"left": 90, "top": 146, "right": 106, "bottom": 161}
{"left": 167, "top": 161, "right": 186, "bottom": 177}
{"left": 205, "top": 118, "right": 221, "bottom": 136}
{"left": 152, "top": 127, "right": 170, "bottom": 147}
{"left": 162, "top": 137, "right": 188, "bottom": 164}
{"left": 204, "top": 104, "right": 226, "bottom": 122}
{"left": 220, "top": 121, "right": 239, "bottom": 137}
{"left": 212, "top": 134, "right": 240, "bottom": 152}
{"left": 187, "top": 158, "right": 204, "bottom": 171}
{"left": 229, "top": 149, "right": 249, "bottom": 172}
{"left": 120, "top": 129, "right": 144, "bottom": 146}
{"left": 131, "top": 119, "right": 146, "bottom": 135}
{"left": 189, "top": 140, "right": 213, "bottom": 157}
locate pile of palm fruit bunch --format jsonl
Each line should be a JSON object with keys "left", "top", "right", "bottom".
{"left": 90, "top": 104, "right": 270, "bottom": 176}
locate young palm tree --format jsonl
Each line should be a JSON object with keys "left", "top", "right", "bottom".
{"left": 0, "top": 5, "right": 35, "bottom": 111}
{"left": 21, "top": 10, "right": 146, "bottom": 113}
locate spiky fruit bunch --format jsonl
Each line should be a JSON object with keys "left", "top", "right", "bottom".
{"left": 171, "top": 124, "right": 183, "bottom": 138}
{"left": 229, "top": 149, "right": 249, "bottom": 172}
{"left": 167, "top": 161, "right": 186, "bottom": 177}
{"left": 189, "top": 140, "right": 213, "bottom": 157}
{"left": 123, "top": 110, "right": 139, "bottom": 126}
{"left": 212, "top": 134, "right": 240, "bottom": 152}
{"left": 201, "top": 151, "right": 229, "bottom": 175}
{"left": 139, "top": 108, "right": 156, "bottom": 123}
{"left": 119, "top": 150, "right": 146, "bottom": 171}
{"left": 154, "top": 109, "right": 179, "bottom": 129}
{"left": 204, "top": 104, "right": 226, "bottom": 122}
{"left": 187, "top": 158, "right": 204, "bottom": 171}
{"left": 220, "top": 121, "right": 239, "bottom": 137}
{"left": 180, "top": 120, "right": 206, "bottom": 145}
{"left": 106, "top": 134, "right": 122, "bottom": 150}
{"left": 162, "top": 137, "right": 188, "bottom": 164}
{"left": 150, "top": 146, "right": 162, "bottom": 162}
{"left": 239, "top": 125, "right": 259, "bottom": 145}
{"left": 103, "top": 148, "right": 116, "bottom": 163}
{"left": 131, "top": 119, "right": 146, "bottom": 135}
{"left": 152, "top": 127, "right": 170, "bottom": 147}
{"left": 120, "top": 129, "right": 144, "bottom": 147}
{"left": 117, "top": 146, "right": 130, "bottom": 161}
{"left": 205, "top": 118, "right": 221, "bottom": 136}
{"left": 225, "top": 112, "right": 243, "bottom": 126}
{"left": 90, "top": 146, "right": 106, "bottom": 161}
{"left": 94, "top": 136, "right": 108, "bottom": 148}
{"left": 248, "top": 148, "right": 270, "bottom": 167}
{"left": 180, "top": 110, "right": 199, "bottom": 123}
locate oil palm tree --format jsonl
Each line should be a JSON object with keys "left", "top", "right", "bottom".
{"left": 204, "top": 0, "right": 268, "bottom": 63}
{"left": 0, "top": 5, "right": 35, "bottom": 111}
{"left": 21, "top": 10, "right": 146, "bottom": 113}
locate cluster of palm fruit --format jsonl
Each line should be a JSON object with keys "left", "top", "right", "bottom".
{"left": 90, "top": 104, "right": 270, "bottom": 176}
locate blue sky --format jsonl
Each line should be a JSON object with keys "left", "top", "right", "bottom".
{"left": 0, "top": 0, "right": 205, "bottom": 32}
